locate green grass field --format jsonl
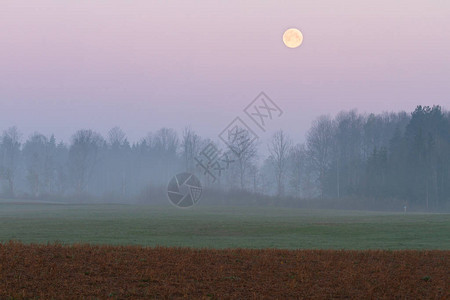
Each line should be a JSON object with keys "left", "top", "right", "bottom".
{"left": 0, "top": 201, "right": 449, "bottom": 249}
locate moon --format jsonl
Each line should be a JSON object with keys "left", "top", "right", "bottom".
{"left": 283, "top": 28, "right": 303, "bottom": 48}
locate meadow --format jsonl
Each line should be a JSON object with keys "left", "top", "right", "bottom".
{"left": 1, "top": 201, "right": 448, "bottom": 249}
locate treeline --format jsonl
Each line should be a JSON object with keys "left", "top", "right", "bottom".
{"left": 0, "top": 105, "right": 448, "bottom": 210}
{"left": 300, "top": 105, "right": 450, "bottom": 210}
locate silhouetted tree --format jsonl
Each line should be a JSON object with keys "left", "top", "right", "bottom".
{"left": 68, "top": 129, "right": 104, "bottom": 194}
{"left": 268, "top": 130, "right": 292, "bottom": 197}
{"left": 0, "top": 127, "right": 21, "bottom": 197}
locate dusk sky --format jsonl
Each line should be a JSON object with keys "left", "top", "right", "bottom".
{"left": 1, "top": 1, "right": 449, "bottom": 144}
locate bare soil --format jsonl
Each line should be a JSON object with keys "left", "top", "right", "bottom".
{"left": 0, "top": 242, "right": 448, "bottom": 299}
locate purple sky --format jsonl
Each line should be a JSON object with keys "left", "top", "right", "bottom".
{"left": 1, "top": 1, "right": 449, "bottom": 144}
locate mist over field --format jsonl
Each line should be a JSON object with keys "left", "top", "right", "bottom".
{"left": 0, "top": 105, "right": 449, "bottom": 212}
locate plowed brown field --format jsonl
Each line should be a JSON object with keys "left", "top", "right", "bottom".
{"left": 0, "top": 242, "right": 448, "bottom": 299}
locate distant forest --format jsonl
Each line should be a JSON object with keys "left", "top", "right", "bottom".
{"left": 1, "top": 105, "right": 449, "bottom": 210}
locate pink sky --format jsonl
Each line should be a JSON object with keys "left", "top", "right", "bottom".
{"left": 1, "top": 1, "right": 449, "bottom": 143}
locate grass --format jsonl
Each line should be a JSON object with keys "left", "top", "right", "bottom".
{"left": 0, "top": 201, "right": 449, "bottom": 249}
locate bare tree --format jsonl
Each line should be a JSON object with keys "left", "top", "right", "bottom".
{"left": 247, "top": 163, "right": 260, "bottom": 194}
{"left": 268, "top": 130, "right": 292, "bottom": 197}
{"left": 306, "top": 115, "right": 335, "bottom": 198}
{"left": 154, "top": 128, "right": 179, "bottom": 155}
{"left": 22, "top": 133, "right": 56, "bottom": 197}
{"left": 226, "top": 126, "right": 258, "bottom": 190}
{"left": 106, "top": 127, "right": 129, "bottom": 196}
{"left": 0, "top": 127, "right": 21, "bottom": 197}
{"left": 54, "top": 141, "right": 69, "bottom": 195}
{"left": 68, "top": 129, "right": 104, "bottom": 194}
{"left": 288, "top": 143, "right": 306, "bottom": 197}
{"left": 154, "top": 128, "right": 179, "bottom": 182}
{"left": 181, "top": 127, "right": 201, "bottom": 172}
{"left": 334, "top": 110, "right": 364, "bottom": 198}
{"left": 108, "top": 126, "right": 126, "bottom": 147}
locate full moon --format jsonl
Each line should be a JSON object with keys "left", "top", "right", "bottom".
{"left": 283, "top": 28, "right": 303, "bottom": 48}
